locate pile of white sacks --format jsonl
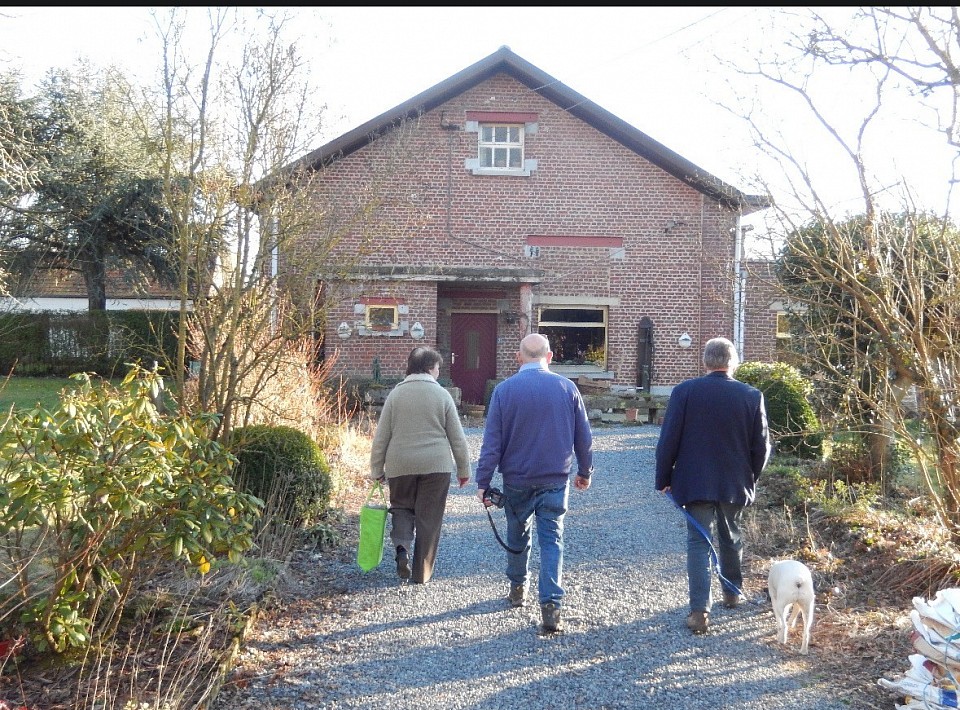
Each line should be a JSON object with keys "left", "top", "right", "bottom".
{"left": 878, "top": 589, "right": 960, "bottom": 708}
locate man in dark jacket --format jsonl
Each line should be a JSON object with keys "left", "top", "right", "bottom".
{"left": 655, "top": 337, "right": 771, "bottom": 635}
{"left": 476, "top": 333, "right": 594, "bottom": 634}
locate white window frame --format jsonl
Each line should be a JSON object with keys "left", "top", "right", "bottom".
{"left": 479, "top": 124, "right": 524, "bottom": 171}
{"left": 463, "top": 118, "right": 538, "bottom": 176}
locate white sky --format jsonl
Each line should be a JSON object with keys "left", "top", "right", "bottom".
{"left": 1, "top": 6, "right": 956, "bottom": 252}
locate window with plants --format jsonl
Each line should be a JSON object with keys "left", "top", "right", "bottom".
{"left": 537, "top": 306, "right": 607, "bottom": 368}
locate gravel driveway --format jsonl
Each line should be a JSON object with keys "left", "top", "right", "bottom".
{"left": 214, "top": 427, "right": 860, "bottom": 709}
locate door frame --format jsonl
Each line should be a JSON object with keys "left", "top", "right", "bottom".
{"left": 449, "top": 311, "right": 498, "bottom": 405}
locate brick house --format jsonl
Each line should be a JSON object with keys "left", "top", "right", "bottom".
{"left": 283, "top": 46, "right": 770, "bottom": 403}
{"left": 741, "top": 259, "right": 782, "bottom": 364}
{"left": 0, "top": 268, "right": 182, "bottom": 313}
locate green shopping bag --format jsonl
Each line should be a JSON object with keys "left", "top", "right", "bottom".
{"left": 357, "top": 481, "right": 388, "bottom": 572}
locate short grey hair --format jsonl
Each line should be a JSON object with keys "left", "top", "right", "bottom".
{"left": 703, "top": 337, "right": 739, "bottom": 372}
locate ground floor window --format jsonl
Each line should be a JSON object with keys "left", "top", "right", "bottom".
{"left": 366, "top": 304, "right": 398, "bottom": 331}
{"left": 775, "top": 310, "right": 794, "bottom": 358}
{"left": 537, "top": 306, "right": 607, "bottom": 368}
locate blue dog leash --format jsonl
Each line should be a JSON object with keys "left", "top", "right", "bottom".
{"left": 664, "top": 491, "right": 747, "bottom": 601}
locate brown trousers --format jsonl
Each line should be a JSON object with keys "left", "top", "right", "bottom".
{"left": 387, "top": 472, "right": 451, "bottom": 584}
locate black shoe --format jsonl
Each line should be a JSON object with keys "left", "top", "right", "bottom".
{"left": 508, "top": 583, "right": 527, "bottom": 608}
{"left": 540, "top": 602, "right": 562, "bottom": 633}
{"left": 395, "top": 546, "right": 410, "bottom": 580}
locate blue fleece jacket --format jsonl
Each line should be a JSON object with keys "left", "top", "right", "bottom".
{"left": 475, "top": 362, "right": 594, "bottom": 490}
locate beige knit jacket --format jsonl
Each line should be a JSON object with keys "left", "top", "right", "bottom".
{"left": 369, "top": 374, "right": 471, "bottom": 481}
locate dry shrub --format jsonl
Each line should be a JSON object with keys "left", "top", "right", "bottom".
{"left": 744, "top": 483, "right": 960, "bottom": 710}
{"left": 181, "top": 336, "right": 341, "bottom": 443}
{"left": 0, "top": 569, "right": 248, "bottom": 710}
{"left": 182, "top": 289, "right": 357, "bottom": 444}
{"left": 229, "top": 339, "right": 349, "bottom": 444}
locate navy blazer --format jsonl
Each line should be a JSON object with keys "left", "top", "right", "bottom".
{"left": 654, "top": 370, "right": 771, "bottom": 507}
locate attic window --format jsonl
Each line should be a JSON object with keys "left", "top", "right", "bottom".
{"left": 464, "top": 112, "right": 538, "bottom": 177}
{"left": 480, "top": 125, "right": 523, "bottom": 169}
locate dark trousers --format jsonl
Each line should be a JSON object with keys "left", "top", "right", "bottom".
{"left": 684, "top": 501, "right": 745, "bottom": 612}
{"left": 387, "top": 472, "right": 450, "bottom": 584}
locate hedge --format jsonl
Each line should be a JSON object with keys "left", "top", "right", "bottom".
{"left": 0, "top": 310, "right": 181, "bottom": 377}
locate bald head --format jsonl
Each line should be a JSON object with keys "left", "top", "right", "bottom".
{"left": 518, "top": 333, "right": 551, "bottom": 363}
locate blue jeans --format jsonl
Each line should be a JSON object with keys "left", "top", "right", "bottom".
{"left": 503, "top": 482, "right": 569, "bottom": 607}
{"left": 685, "top": 501, "right": 744, "bottom": 613}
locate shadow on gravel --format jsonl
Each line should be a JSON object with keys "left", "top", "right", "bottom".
{"left": 218, "top": 428, "right": 851, "bottom": 710}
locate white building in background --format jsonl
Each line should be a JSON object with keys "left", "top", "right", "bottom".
{"left": 0, "top": 268, "right": 187, "bottom": 313}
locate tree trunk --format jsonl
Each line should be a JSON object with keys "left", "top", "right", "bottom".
{"left": 81, "top": 255, "right": 108, "bottom": 312}
{"left": 868, "top": 424, "right": 891, "bottom": 494}
{"left": 935, "top": 419, "right": 960, "bottom": 546}
{"left": 941, "top": 446, "right": 960, "bottom": 546}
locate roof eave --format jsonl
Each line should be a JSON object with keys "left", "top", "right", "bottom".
{"left": 284, "top": 46, "right": 769, "bottom": 212}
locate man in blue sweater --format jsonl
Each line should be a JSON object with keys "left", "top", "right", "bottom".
{"left": 476, "top": 333, "right": 594, "bottom": 634}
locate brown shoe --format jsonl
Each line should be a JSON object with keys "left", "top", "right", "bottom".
{"left": 686, "top": 610, "right": 709, "bottom": 634}
{"left": 508, "top": 583, "right": 527, "bottom": 608}
{"left": 722, "top": 592, "right": 742, "bottom": 609}
{"left": 540, "top": 602, "right": 562, "bottom": 633}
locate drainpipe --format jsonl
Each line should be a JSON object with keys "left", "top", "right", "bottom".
{"left": 732, "top": 219, "right": 753, "bottom": 360}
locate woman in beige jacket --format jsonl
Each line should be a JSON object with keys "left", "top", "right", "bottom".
{"left": 370, "top": 346, "right": 471, "bottom": 584}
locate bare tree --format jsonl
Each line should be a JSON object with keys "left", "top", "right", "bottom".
{"left": 0, "top": 72, "right": 38, "bottom": 299}
{"left": 147, "top": 8, "right": 411, "bottom": 441}
{"left": 805, "top": 7, "right": 960, "bottom": 153}
{"left": 731, "top": 8, "right": 960, "bottom": 539}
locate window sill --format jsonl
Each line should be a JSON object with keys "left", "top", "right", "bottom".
{"left": 551, "top": 365, "right": 613, "bottom": 379}
{"left": 469, "top": 167, "right": 531, "bottom": 177}
{"left": 464, "top": 158, "right": 537, "bottom": 176}
{"left": 356, "top": 322, "right": 409, "bottom": 337}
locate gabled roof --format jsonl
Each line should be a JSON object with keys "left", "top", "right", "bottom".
{"left": 291, "top": 46, "right": 769, "bottom": 213}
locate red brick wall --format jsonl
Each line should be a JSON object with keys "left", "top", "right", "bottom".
{"left": 742, "top": 259, "right": 781, "bottom": 364}
{"left": 325, "top": 281, "right": 438, "bottom": 381}
{"left": 290, "top": 73, "right": 745, "bottom": 390}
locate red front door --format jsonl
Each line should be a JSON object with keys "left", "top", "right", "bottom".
{"left": 450, "top": 312, "right": 497, "bottom": 405}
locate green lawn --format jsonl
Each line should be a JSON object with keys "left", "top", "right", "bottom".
{"left": 0, "top": 375, "right": 181, "bottom": 413}
{"left": 0, "top": 376, "right": 80, "bottom": 412}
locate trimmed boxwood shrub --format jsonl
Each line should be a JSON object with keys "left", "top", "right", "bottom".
{"left": 230, "top": 424, "right": 333, "bottom": 525}
{"left": 736, "top": 361, "right": 823, "bottom": 460}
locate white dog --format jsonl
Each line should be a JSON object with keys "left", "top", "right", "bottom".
{"left": 767, "top": 559, "right": 815, "bottom": 655}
